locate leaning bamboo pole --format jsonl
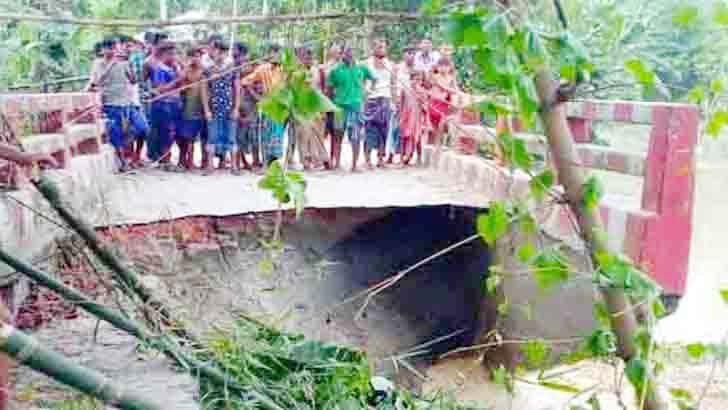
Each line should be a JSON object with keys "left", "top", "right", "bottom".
{"left": 0, "top": 11, "right": 427, "bottom": 28}
{"left": 0, "top": 247, "right": 233, "bottom": 389}
{"left": 0, "top": 322, "right": 161, "bottom": 410}
{"left": 33, "top": 177, "right": 192, "bottom": 342}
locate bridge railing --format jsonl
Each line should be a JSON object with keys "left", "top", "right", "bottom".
{"left": 0, "top": 92, "right": 103, "bottom": 188}
{"left": 565, "top": 100, "right": 699, "bottom": 295}
{"left": 440, "top": 99, "right": 699, "bottom": 297}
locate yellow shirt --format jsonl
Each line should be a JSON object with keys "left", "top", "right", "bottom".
{"left": 241, "top": 63, "right": 283, "bottom": 95}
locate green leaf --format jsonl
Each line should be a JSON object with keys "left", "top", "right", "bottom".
{"left": 721, "top": 289, "right": 728, "bottom": 303}
{"left": 686, "top": 86, "right": 705, "bottom": 104}
{"left": 594, "top": 301, "right": 611, "bottom": 327}
{"left": 518, "top": 212, "right": 537, "bottom": 235}
{"left": 420, "top": 0, "right": 443, "bottom": 16}
{"left": 711, "top": 79, "right": 725, "bottom": 95}
{"left": 477, "top": 202, "right": 509, "bottom": 245}
{"left": 497, "top": 297, "right": 510, "bottom": 316}
{"left": 624, "top": 59, "right": 656, "bottom": 90}
{"left": 652, "top": 298, "right": 667, "bottom": 319}
{"left": 670, "top": 388, "right": 694, "bottom": 401}
{"left": 625, "top": 357, "right": 648, "bottom": 394}
{"left": 530, "top": 170, "right": 554, "bottom": 201}
{"left": 531, "top": 247, "right": 571, "bottom": 290}
{"left": 485, "top": 274, "right": 501, "bottom": 295}
{"left": 258, "top": 258, "right": 275, "bottom": 275}
{"left": 473, "top": 100, "right": 513, "bottom": 116}
{"left": 554, "top": 32, "right": 592, "bottom": 84}
{"left": 714, "top": 2, "right": 728, "bottom": 26}
{"left": 259, "top": 90, "right": 292, "bottom": 124}
{"left": 491, "top": 365, "right": 514, "bottom": 393}
{"left": 498, "top": 133, "right": 534, "bottom": 171}
{"left": 539, "top": 381, "right": 580, "bottom": 394}
{"left": 706, "top": 110, "right": 728, "bottom": 137}
{"left": 585, "top": 328, "right": 617, "bottom": 357}
{"left": 521, "top": 340, "right": 549, "bottom": 368}
{"left": 446, "top": 11, "right": 489, "bottom": 47}
{"left": 672, "top": 5, "right": 700, "bottom": 28}
{"left": 258, "top": 160, "right": 307, "bottom": 216}
{"left": 517, "top": 242, "right": 537, "bottom": 263}
{"left": 581, "top": 176, "right": 603, "bottom": 210}
{"left": 686, "top": 343, "right": 707, "bottom": 359}
{"left": 511, "top": 27, "right": 546, "bottom": 70}
{"left": 595, "top": 252, "right": 661, "bottom": 298}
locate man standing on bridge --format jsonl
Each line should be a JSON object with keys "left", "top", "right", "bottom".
{"left": 327, "top": 46, "right": 375, "bottom": 172}
{"left": 363, "top": 38, "right": 396, "bottom": 169}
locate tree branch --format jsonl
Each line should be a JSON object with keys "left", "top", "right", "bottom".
{"left": 0, "top": 11, "right": 429, "bottom": 27}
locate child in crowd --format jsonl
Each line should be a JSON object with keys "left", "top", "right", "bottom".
{"left": 202, "top": 39, "right": 240, "bottom": 174}
{"left": 178, "top": 47, "right": 207, "bottom": 169}
{"left": 428, "top": 57, "right": 456, "bottom": 146}
{"left": 87, "top": 37, "right": 148, "bottom": 172}
{"left": 123, "top": 37, "right": 149, "bottom": 166}
{"left": 237, "top": 79, "right": 264, "bottom": 170}
{"left": 400, "top": 70, "right": 430, "bottom": 166}
{"left": 148, "top": 41, "right": 182, "bottom": 167}
{"left": 233, "top": 42, "right": 261, "bottom": 170}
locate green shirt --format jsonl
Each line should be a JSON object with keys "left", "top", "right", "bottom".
{"left": 327, "top": 63, "right": 375, "bottom": 111}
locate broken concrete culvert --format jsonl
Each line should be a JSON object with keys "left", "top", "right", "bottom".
{"left": 9, "top": 204, "right": 600, "bottom": 409}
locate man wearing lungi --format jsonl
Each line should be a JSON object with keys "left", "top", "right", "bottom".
{"left": 363, "top": 39, "right": 396, "bottom": 168}
{"left": 327, "top": 46, "right": 375, "bottom": 172}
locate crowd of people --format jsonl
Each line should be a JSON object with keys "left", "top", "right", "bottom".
{"left": 86, "top": 32, "right": 463, "bottom": 174}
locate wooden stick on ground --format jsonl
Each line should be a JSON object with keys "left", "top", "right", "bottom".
{"left": 33, "top": 176, "right": 193, "bottom": 342}
{"left": 0, "top": 321, "right": 161, "bottom": 410}
{"left": 0, "top": 247, "right": 233, "bottom": 389}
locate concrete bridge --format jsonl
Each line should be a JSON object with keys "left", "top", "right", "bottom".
{"left": 0, "top": 91, "right": 702, "bottom": 407}
{"left": 0, "top": 92, "right": 698, "bottom": 295}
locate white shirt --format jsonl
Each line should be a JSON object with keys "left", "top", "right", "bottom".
{"left": 365, "top": 57, "right": 394, "bottom": 100}
{"left": 414, "top": 50, "right": 441, "bottom": 72}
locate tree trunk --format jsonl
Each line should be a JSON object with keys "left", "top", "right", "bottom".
{"left": 0, "top": 322, "right": 161, "bottom": 410}
{"left": 533, "top": 71, "right": 668, "bottom": 410}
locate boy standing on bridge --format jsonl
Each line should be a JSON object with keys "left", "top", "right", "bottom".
{"left": 88, "top": 38, "right": 149, "bottom": 172}
{"left": 327, "top": 46, "right": 375, "bottom": 172}
{"left": 202, "top": 39, "right": 240, "bottom": 174}
{"left": 178, "top": 47, "right": 207, "bottom": 170}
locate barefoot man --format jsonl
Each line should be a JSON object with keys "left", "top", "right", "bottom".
{"left": 327, "top": 46, "right": 375, "bottom": 172}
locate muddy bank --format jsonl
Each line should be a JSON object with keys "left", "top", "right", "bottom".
{"left": 11, "top": 206, "right": 493, "bottom": 408}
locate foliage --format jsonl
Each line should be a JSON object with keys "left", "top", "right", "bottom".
{"left": 258, "top": 160, "right": 306, "bottom": 216}
{"left": 198, "top": 318, "right": 484, "bottom": 409}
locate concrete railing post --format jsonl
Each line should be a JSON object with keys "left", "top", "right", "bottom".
{"left": 640, "top": 105, "right": 699, "bottom": 295}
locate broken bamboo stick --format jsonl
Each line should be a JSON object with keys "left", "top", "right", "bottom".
{"left": 0, "top": 322, "right": 162, "bottom": 410}
{"left": 0, "top": 247, "right": 233, "bottom": 389}
{"left": 33, "top": 176, "right": 192, "bottom": 342}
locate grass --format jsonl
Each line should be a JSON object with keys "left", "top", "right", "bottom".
{"left": 197, "top": 317, "right": 488, "bottom": 410}
{"left": 38, "top": 395, "right": 101, "bottom": 410}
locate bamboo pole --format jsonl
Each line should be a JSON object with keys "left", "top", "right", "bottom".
{"left": 0, "top": 322, "right": 161, "bottom": 410}
{"left": 32, "top": 177, "right": 191, "bottom": 342}
{"left": 0, "top": 247, "right": 234, "bottom": 389}
{"left": 0, "top": 11, "right": 426, "bottom": 28}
